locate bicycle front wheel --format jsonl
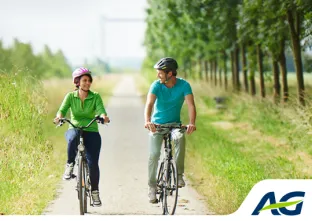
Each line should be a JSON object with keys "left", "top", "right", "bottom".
{"left": 83, "top": 162, "right": 88, "bottom": 213}
{"left": 78, "top": 156, "right": 87, "bottom": 215}
{"left": 163, "top": 160, "right": 178, "bottom": 215}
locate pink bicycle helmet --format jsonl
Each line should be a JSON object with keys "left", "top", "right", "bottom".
{"left": 72, "top": 67, "right": 91, "bottom": 83}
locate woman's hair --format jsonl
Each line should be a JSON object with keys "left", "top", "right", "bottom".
{"left": 74, "top": 73, "right": 93, "bottom": 89}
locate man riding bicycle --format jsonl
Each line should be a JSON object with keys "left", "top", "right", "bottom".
{"left": 144, "top": 57, "right": 197, "bottom": 203}
{"left": 54, "top": 67, "right": 110, "bottom": 207}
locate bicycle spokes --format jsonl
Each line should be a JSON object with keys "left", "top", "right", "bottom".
{"left": 162, "top": 162, "right": 178, "bottom": 215}
{"left": 78, "top": 157, "right": 89, "bottom": 215}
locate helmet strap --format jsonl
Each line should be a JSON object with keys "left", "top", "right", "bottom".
{"left": 80, "top": 87, "right": 89, "bottom": 92}
{"left": 164, "top": 73, "right": 172, "bottom": 84}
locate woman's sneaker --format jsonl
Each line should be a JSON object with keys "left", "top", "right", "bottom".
{"left": 63, "top": 163, "right": 74, "bottom": 180}
{"left": 91, "top": 190, "right": 102, "bottom": 207}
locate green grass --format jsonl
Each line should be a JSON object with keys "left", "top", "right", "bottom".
{"left": 0, "top": 72, "right": 119, "bottom": 214}
{"left": 135, "top": 70, "right": 312, "bottom": 214}
{"left": 0, "top": 71, "right": 51, "bottom": 214}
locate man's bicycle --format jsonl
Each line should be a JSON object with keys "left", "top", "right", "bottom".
{"left": 155, "top": 124, "right": 187, "bottom": 215}
{"left": 55, "top": 115, "right": 106, "bottom": 215}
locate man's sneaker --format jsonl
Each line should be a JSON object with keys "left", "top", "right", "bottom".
{"left": 148, "top": 186, "right": 157, "bottom": 203}
{"left": 63, "top": 163, "right": 74, "bottom": 180}
{"left": 91, "top": 190, "right": 102, "bottom": 207}
{"left": 178, "top": 175, "right": 185, "bottom": 188}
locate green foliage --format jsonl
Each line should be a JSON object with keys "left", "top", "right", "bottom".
{"left": 0, "top": 39, "right": 72, "bottom": 79}
{"left": 303, "top": 52, "right": 312, "bottom": 73}
{"left": 40, "top": 46, "right": 72, "bottom": 78}
{"left": 0, "top": 70, "right": 51, "bottom": 214}
{"left": 144, "top": 0, "right": 311, "bottom": 102}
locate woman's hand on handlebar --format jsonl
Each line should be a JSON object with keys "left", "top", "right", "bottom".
{"left": 53, "top": 114, "right": 63, "bottom": 125}
{"left": 99, "top": 114, "right": 110, "bottom": 124}
{"left": 53, "top": 117, "right": 60, "bottom": 125}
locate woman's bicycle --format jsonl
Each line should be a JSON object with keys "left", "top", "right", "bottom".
{"left": 55, "top": 115, "right": 106, "bottom": 215}
{"left": 155, "top": 124, "right": 187, "bottom": 215}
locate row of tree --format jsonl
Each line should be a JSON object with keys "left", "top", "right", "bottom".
{"left": 144, "top": 0, "right": 312, "bottom": 105}
{"left": 0, "top": 39, "right": 71, "bottom": 78}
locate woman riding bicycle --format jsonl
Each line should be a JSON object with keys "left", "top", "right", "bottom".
{"left": 54, "top": 67, "right": 110, "bottom": 207}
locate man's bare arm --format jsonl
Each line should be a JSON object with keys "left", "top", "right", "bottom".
{"left": 185, "top": 94, "right": 197, "bottom": 134}
{"left": 144, "top": 93, "right": 157, "bottom": 132}
{"left": 185, "top": 94, "right": 196, "bottom": 124}
{"left": 144, "top": 93, "right": 156, "bottom": 122}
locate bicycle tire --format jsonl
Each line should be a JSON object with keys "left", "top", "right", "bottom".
{"left": 156, "top": 162, "right": 164, "bottom": 189}
{"left": 161, "top": 161, "right": 168, "bottom": 215}
{"left": 163, "top": 160, "right": 178, "bottom": 215}
{"left": 156, "top": 162, "right": 164, "bottom": 203}
{"left": 78, "top": 156, "right": 86, "bottom": 215}
{"left": 83, "top": 161, "right": 88, "bottom": 213}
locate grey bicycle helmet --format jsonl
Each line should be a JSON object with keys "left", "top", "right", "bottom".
{"left": 153, "top": 57, "right": 178, "bottom": 71}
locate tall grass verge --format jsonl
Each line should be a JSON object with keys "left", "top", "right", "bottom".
{"left": 0, "top": 71, "right": 119, "bottom": 214}
{"left": 0, "top": 70, "right": 51, "bottom": 214}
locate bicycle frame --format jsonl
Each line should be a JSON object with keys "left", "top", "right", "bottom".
{"left": 155, "top": 124, "right": 187, "bottom": 215}
{"left": 163, "top": 132, "right": 173, "bottom": 163}
{"left": 75, "top": 129, "right": 92, "bottom": 211}
{"left": 55, "top": 115, "right": 105, "bottom": 215}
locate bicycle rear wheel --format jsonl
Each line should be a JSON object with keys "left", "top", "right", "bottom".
{"left": 78, "top": 156, "right": 88, "bottom": 215}
{"left": 162, "top": 160, "right": 178, "bottom": 215}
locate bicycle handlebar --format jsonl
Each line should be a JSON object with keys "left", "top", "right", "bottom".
{"left": 154, "top": 124, "right": 188, "bottom": 133}
{"left": 54, "top": 115, "right": 109, "bottom": 129}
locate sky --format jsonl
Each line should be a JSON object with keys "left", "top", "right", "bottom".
{"left": 0, "top": 0, "right": 148, "bottom": 66}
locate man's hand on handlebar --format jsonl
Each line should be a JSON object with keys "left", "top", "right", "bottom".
{"left": 186, "top": 124, "right": 196, "bottom": 135}
{"left": 145, "top": 121, "right": 156, "bottom": 133}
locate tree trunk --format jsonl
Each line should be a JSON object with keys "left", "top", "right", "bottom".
{"left": 248, "top": 44, "right": 256, "bottom": 96}
{"left": 234, "top": 46, "right": 240, "bottom": 91}
{"left": 287, "top": 9, "right": 305, "bottom": 106}
{"left": 230, "top": 51, "right": 235, "bottom": 90}
{"left": 250, "top": 70, "right": 256, "bottom": 96}
{"left": 186, "top": 60, "right": 190, "bottom": 79}
{"left": 210, "top": 60, "right": 213, "bottom": 84}
{"left": 198, "top": 60, "right": 203, "bottom": 80}
{"left": 223, "top": 51, "right": 228, "bottom": 90}
{"left": 219, "top": 59, "right": 222, "bottom": 87}
{"left": 204, "top": 60, "right": 209, "bottom": 82}
{"left": 257, "top": 44, "right": 265, "bottom": 98}
{"left": 214, "top": 60, "right": 218, "bottom": 86}
{"left": 183, "top": 59, "right": 188, "bottom": 79}
{"left": 241, "top": 43, "right": 249, "bottom": 93}
{"left": 278, "top": 41, "right": 289, "bottom": 102}
{"left": 192, "top": 60, "right": 197, "bottom": 80}
{"left": 272, "top": 58, "right": 281, "bottom": 104}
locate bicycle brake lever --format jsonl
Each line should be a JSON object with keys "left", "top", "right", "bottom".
{"left": 56, "top": 121, "right": 64, "bottom": 128}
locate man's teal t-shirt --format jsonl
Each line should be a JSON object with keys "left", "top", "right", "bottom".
{"left": 149, "top": 78, "right": 193, "bottom": 124}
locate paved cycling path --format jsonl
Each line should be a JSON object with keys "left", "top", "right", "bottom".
{"left": 44, "top": 74, "right": 211, "bottom": 215}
